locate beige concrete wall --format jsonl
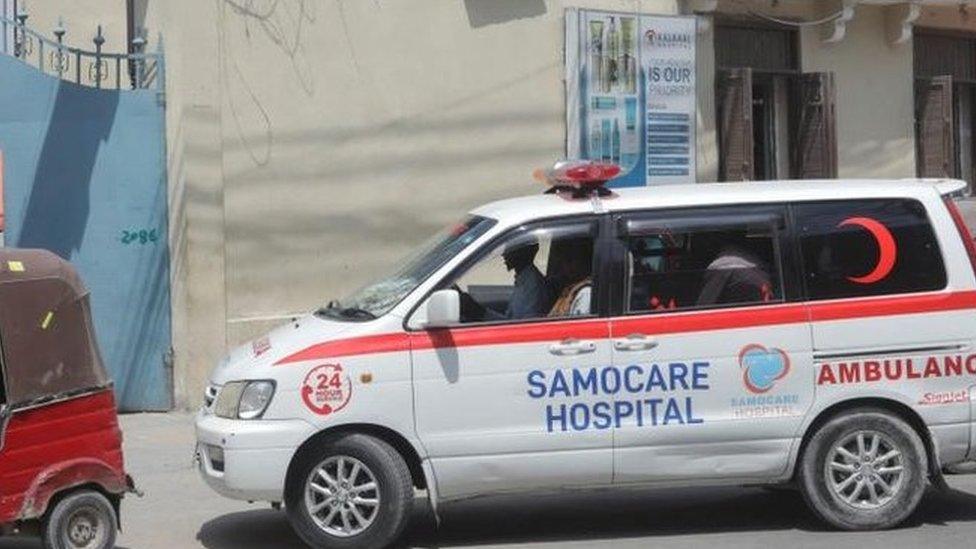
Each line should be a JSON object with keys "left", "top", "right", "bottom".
{"left": 139, "top": 0, "right": 226, "bottom": 408}
{"left": 149, "top": 0, "right": 695, "bottom": 408}
{"left": 696, "top": 13, "right": 718, "bottom": 182}
{"left": 211, "top": 0, "right": 723, "bottom": 408}
{"left": 800, "top": 4, "right": 917, "bottom": 178}
{"left": 216, "top": 0, "right": 670, "bottom": 339}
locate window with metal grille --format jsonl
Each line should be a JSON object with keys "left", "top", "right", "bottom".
{"left": 914, "top": 31, "right": 976, "bottom": 189}
{"left": 714, "top": 19, "right": 837, "bottom": 182}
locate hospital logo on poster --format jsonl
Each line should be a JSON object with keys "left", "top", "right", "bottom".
{"left": 301, "top": 363, "right": 352, "bottom": 416}
{"left": 643, "top": 28, "right": 692, "bottom": 49}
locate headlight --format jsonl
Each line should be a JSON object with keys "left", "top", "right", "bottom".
{"left": 214, "top": 380, "right": 276, "bottom": 420}
{"left": 238, "top": 381, "right": 276, "bottom": 419}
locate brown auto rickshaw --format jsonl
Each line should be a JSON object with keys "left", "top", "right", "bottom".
{"left": 0, "top": 248, "right": 134, "bottom": 549}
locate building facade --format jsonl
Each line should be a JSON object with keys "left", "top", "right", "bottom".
{"left": 9, "top": 0, "right": 976, "bottom": 408}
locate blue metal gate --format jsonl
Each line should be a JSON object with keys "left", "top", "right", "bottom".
{"left": 0, "top": 19, "right": 171, "bottom": 410}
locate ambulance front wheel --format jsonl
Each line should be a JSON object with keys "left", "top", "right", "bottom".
{"left": 285, "top": 433, "right": 414, "bottom": 549}
{"left": 798, "top": 408, "right": 928, "bottom": 530}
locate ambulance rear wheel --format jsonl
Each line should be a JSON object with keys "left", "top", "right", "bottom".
{"left": 798, "top": 409, "right": 927, "bottom": 530}
{"left": 41, "top": 489, "right": 117, "bottom": 549}
{"left": 286, "top": 433, "right": 413, "bottom": 549}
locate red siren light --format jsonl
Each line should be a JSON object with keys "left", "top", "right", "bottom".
{"left": 536, "top": 159, "right": 621, "bottom": 198}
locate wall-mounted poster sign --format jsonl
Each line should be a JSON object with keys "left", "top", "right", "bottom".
{"left": 566, "top": 9, "right": 697, "bottom": 187}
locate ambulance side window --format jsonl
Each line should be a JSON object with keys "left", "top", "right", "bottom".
{"left": 623, "top": 214, "right": 785, "bottom": 314}
{"left": 449, "top": 221, "right": 598, "bottom": 323}
{"left": 795, "top": 199, "right": 946, "bottom": 300}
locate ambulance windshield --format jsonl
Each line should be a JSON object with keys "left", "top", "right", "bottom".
{"left": 319, "top": 215, "right": 496, "bottom": 320}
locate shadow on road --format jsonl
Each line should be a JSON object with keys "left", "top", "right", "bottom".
{"left": 195, "top": 485, "right": 976, "bottom": 548}
{"left": 196, "top": 508, "right": 306, "bottom": 548}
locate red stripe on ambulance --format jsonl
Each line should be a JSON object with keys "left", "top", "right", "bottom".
{"left": 808, "top": 290, "right": 976, "bottom": 322}
{"left": 274, "top": 290, "right": 976, "bottom": 365}
{"left": 275, "top": 333, "right": 411, "bottom": 365}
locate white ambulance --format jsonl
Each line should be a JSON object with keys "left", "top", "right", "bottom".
{"left": 196, "top": 161, "right": 976, "bottom": 549}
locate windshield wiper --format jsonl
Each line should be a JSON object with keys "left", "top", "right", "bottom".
{"left": 316, "top": 302, "right": 376, "bottom": 320}
{"left": 337, "top": 306, "right": 376, "bottom": 320}
{"left": 315, "top": 299, "right": 341, "bottom": 316}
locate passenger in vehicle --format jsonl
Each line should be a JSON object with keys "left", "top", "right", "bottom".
{"left": 548, "top": 240, "right": 593, "bottom": 317}
{"left": 633, "top": 236, "right": 666, "bottom": 274}
{"left": 696, "top": 233, "right": 772, "bottom": 306}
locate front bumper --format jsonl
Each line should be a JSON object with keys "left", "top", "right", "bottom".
{"left": 195, "top": 411, "right": 315, "bottom": 502}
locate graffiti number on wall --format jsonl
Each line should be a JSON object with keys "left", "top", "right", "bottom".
{"left": 120, "top": 228, "right": 159, "bottom": 245}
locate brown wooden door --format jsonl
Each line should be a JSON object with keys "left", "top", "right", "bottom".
{"left": 717, "top": 68, "right": 754, "bottom": 181}
{"left": 915, "top": 75, "right": 956, "bottom": 178}
{"left": 792, "top": 72, "right": 838, "bottom": 179}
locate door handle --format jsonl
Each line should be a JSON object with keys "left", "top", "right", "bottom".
{"left": 549, "top": 338, "right": 597, "bottom": 355}
{"left": 613, "top": 333, "right": 659, "bottom": 352}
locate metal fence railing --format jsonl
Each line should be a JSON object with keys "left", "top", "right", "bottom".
{"left": 0, "top": 14, "right": 163, "bottom": 91}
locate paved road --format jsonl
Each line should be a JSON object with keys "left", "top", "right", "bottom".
{"left": 3, "top": 412, "right": 976, "bottom": 548}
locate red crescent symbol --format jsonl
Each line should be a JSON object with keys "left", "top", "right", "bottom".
{"left": 838, "top": 216, "right": 897, "bottom": 284}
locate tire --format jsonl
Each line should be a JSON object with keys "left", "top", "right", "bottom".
{"left": 41, "top": 490, "right": 118, "bottom": 549}
{"left": 285, "top": 434, "right": 414, "bottom": 549}
{"left": 798, "top": 408, "right": 928, "bottom": 530}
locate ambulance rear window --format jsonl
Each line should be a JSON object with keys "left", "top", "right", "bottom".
{"left": 795, "top": 199, "right": 946, "bottom": 300}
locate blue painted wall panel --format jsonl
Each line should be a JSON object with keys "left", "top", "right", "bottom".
{"left": 0, "top": 54, "right": 171, "bottom": 410}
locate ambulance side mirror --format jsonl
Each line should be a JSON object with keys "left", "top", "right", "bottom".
{"left": 424, "top": 289, "right": 460, "bottom": 328}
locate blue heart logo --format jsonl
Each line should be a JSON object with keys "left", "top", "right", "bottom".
{"left": 739, "top": 344, "right": 791, "bottom": 394}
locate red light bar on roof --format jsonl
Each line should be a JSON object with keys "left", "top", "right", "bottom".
{"left": 540, "top": 159, "right": 621, "bottom": 186}
{"left": 536, "top": 160, "right": 621, "bottom": 198}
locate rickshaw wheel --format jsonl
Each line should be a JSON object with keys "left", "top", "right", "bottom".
{"left": 42, "top": 490, "right": 118, "bottom": 549}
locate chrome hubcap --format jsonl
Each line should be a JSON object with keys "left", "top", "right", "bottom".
{"left": 305, "top": 455, "right": 380, "bottom": 537}
{"left": 825, "top": 430, "right": 905, "bottom": 510}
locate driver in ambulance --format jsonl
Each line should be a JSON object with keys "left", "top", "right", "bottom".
{"left": 459, "top": 238, "right": 550, "bottom": 321}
